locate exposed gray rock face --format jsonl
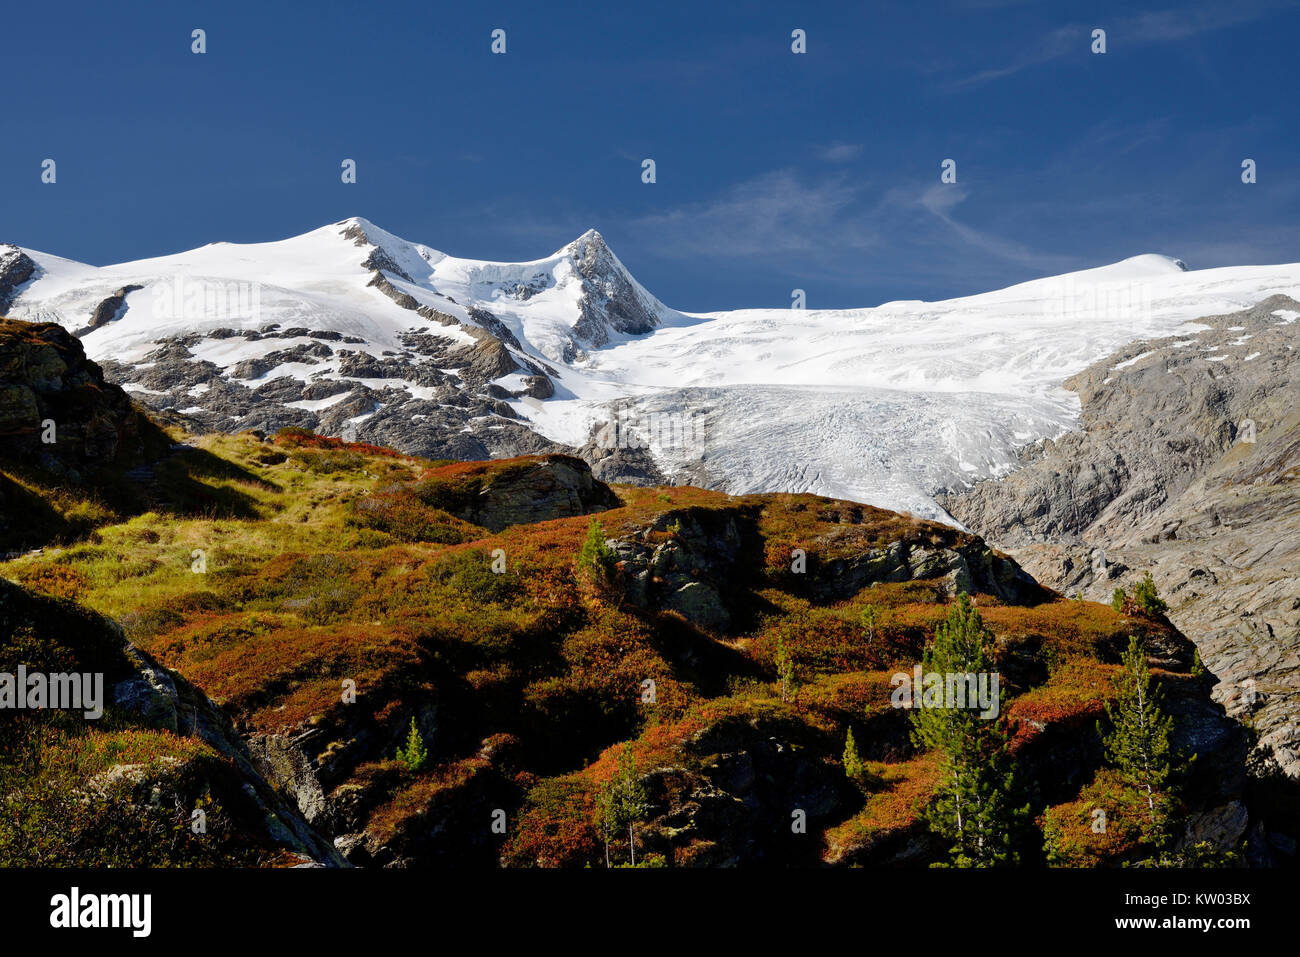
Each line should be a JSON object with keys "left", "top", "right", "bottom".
{"left": 942, "top": 295, "right": 1300, "bottom": 778}
{"left": 96, "top": 339, "right": 668, "bottom": 481}
{"left": 808, "top": 536, "right": 1042, "bottom": 605}
{"left": 563, "top": 230, "right": 662, "bottom": 358}
{"left": 246, "top": 731, "right": 330, "bottom": 825}
{"left": 199, "top": 689, "right": 443, "bottom": 867}
{"left": 466, "top": 305, "right": 525, "bottom": 352}
{"left": 1184, "top": 800, "right": 1251, "bottom": 850}
{"left": 613, "top": 509, "right": 752, "bottom": 631}
{"left": 112, "top": 651, "right": 181, "bottom": 733}
{"left": 473, "top": 421, "right": 570, "bottom": 459}
{"left": 576, "top": 433, "right": 668, "bottom": 486}
{"left": 0, "top": 575, "right": 343, "bottom": 866}
{"left": 0, "top": 245, "right": 38, "bottom": 313}
{"left": 230, "top": 341, "right": 333, "bottom": 379}
{"left": 458, "top": 330, "right": 520, "bottom": 382}
{"left": 360, "top": 246, "right": 414, "bottom": 283}
{"left": 79, "top": 284, "right": 143, "bottom": 336}
{"left": 520, "top": 375, "right": 553, "bottom": 399}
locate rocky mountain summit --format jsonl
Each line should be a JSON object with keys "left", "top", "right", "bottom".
{"left": 563, "top": 229, "right": 662, "bottom": 356}
{"left": 1, "top": 219, "right": 676, "bottom": 472}
{"left": 942, "top": 295, "right": 1300, "bottom": 780}
{"left": 93, "top": 219, "right": 570, "bottom": 462}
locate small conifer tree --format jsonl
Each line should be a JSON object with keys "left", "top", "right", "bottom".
{"left": 598, "top": 743, "right": 649, "bottom": 866}
{"left": 395, "top": 717, "right": 428, "bottom": 772}
{"left": 1133, "top": 572, "right": 1168, "bottom": 618}
{"left": 775, "top": 635, "right": 794, "bottom": 702}
{"left": 860, "top": 604, "right": 878, "bottom": 644}
{"left": 843, "top": 727, "right": 864, "bottom": 782}
{"left": 1101, "top": 634, "right": 1174, "bottom": 832}
{"left": 578, "top": 517, "right": 618, "bottom": 589}
{"left": 912, "top": 594, "right": 1028, "bottom": 866}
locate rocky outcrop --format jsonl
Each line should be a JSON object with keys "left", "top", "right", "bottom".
{"left": 942, "top": 295, "right": 1300, "bottom": 778}
{"left": 95, "top": 324, "right": 564, "bottom": 462}
{"left": 519, "top": 375, "right": 553, "bottom": 400}
{"left": 458, "top": 330, "right": 519, "bottom": 382}
{"left": 79, "top": 284, "right": 143, "bottom": 336}
{"left": 611, "top": 503, "right": 1042, "bottom": 633}
{"left": 112, "top": 640, "right": 346, "bottom": 866}
{"left": 451, "top": 454, "right": 621, "bottom": 532}
{"left": 634, "top": 713, "right": 852, "bottom": 866}
{"left": 0, "top": 317, "right": 149, "bottom": 469}
{"left": 807, "top": 536, "right": 1042, "bottom": 605}
{"left": 576, "top": 429, "right": 668, "bottom": 486}
{"left": 0, "top": 246, "right": 37, "bottom": 314}
{"left": 613, "top": 508, "right": 757, "bottom": 631}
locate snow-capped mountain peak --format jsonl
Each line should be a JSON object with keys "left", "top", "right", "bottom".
{"left": 554, "top": 227, "right": 668, "bottom": 352}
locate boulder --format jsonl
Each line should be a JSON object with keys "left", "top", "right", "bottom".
{"left": 0, "top": 317, "right": 148, "bottom": 467}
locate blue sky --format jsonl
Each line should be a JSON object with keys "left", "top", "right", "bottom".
{"left": 4, "top": 0, "right": 1297, "bottom": 310}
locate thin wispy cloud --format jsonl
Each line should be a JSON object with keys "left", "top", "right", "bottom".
{"left": 632, "top": 170, "right": 879, "bottom": 259}
{"left": 947, "top": 25, "right": 1079, "bottom": 90}
{"left": 946, "top": 0, "right": 1297, "bottom": 90}
{"left": 913, "top": 183, "right": 1078, "bottom": 272}
{"left": 817, "top": 142, "right": 865, "bottom": 163}
{"left": 627, "top": 167, "right": 1084, "bottom": 294}
{"left": 918, "top": 183, "right": 968, "bottom": 218}
{"left": 1122, "top": 1, "right": 1297, "bottom": 42}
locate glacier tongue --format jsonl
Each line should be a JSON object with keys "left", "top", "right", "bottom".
{"left": 585, "top": 384, "right": 1077, "bottom": 524}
